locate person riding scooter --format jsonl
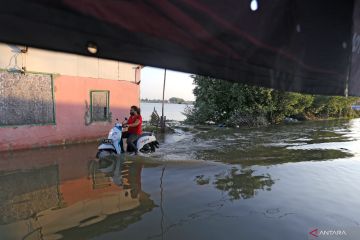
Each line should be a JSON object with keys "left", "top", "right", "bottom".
{"left": 120, "top": 105, "right": 142, "bottom": 155}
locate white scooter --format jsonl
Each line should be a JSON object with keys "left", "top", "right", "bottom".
{"left": 96, "top": 118, "right": 159, "bottom": 159}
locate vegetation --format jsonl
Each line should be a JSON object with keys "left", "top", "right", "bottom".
{"left": 141, "top": 97, "right": 193, "bottom": 104}
{"left": 141, "top": 98, "right": 169, "bottom": 103}
{"left": 169, "top": 97, "right": 185, "bottom": 104}
{"left": 184, "top": 75, "right": 360, "bottom": 126}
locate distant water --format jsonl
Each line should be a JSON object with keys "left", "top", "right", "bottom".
{"left": 140, "top": 102, "right": 191, "bottom": 121}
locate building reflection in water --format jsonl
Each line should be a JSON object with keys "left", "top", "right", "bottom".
{"left": 0, "top": 147, "right": 155, "bottom": 240}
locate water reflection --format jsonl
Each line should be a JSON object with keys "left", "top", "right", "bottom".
{"left": 0, "top": 152, "right": 155, "bottom": 240}
{"left": 0, "top": 165, "right": 60, "bottom": 225}
{"left": 194, "top": 168, "right": 275, "bottom": 201}
{"left": 214, "top": 168, "right": 275, "bottom": 200}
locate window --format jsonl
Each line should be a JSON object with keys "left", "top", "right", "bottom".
{"left": 90, "top": 91, "right": 109, "bottom": 122}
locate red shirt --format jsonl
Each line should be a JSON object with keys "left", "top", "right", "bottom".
{"left": 127, "top": 114, "right": 142, "bottom": 135}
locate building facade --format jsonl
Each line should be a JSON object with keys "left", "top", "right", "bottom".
{"left": 0, "top": 43, "right": 141, "bottom": 151}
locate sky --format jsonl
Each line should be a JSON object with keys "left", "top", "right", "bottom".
{"left": 140, "top": 67, "right": 195, "bottom": 101}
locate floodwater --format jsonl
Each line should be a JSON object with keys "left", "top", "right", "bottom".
{"left": 1, "top": 119, "right": 360, "bottom": 240}
{"left": 140, "top": 102, "right": 189, "bottom": 121}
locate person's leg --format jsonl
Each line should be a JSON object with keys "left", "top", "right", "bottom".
{"left": 127, "top": 134, "right": 139, "bottom": 154}
{"left": 120, "top": 132, "right": 130, "bottom": 153}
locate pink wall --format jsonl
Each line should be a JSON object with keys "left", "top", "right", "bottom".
{"left": 0, "top": 75, "right": 140, "bottom": 152}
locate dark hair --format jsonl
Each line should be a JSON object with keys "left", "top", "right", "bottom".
{"left": 131, "top": 105, "right": 141, "bottom": 115}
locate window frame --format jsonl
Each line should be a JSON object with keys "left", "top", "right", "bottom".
{"left": 89, "top": 90, "right": 110, "bottom": 122}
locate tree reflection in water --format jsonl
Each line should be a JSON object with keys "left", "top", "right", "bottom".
{"left": 214, "top": 168, "right": 275, "bottom": 200}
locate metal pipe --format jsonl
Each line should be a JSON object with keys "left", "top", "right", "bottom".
{"left": 161, "top": 69, "right": 166, "bottom": 133}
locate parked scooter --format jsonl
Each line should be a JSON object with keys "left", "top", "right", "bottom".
{"left": 96, "top": 118, "right": 159, "bottom": 159}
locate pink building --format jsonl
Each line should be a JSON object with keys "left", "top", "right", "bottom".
{"left": 0, "top": 43, "right": 141, "bottom": 152}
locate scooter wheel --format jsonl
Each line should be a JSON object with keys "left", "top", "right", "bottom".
{"left": 139, "top": 144, "right": 152, "bottom": 154}
{"left": 150, "top": 143, "right": 156, "bottom": 152}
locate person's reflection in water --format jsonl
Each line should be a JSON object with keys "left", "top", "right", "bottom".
{"left": 98, "top": 156, "right": 123, "bottom": 187}
{"left": 92, "top": 155, "right": 143, "bottom": 200}
{"left": 48, "top": 156, "right": 155, "bottom": 239}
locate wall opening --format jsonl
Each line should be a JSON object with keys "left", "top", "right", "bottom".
{"left": 90, "top": 90, "right": 110, "bottom": 122}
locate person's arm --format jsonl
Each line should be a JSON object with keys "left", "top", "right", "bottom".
{"left": 128, "top": 119, "right": 140, "bottom": 127}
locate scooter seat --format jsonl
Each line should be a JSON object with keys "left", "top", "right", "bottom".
{"left": 140, "top": 132, "right": 153, "bottom": 137}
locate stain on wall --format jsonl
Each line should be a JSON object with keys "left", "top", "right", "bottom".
{"left": 84, "top": 100, "right": 91, "bottom": 125}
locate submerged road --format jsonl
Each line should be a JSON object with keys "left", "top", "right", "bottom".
{"left": 1, "top": 119, "right": 360, "bottom": 240}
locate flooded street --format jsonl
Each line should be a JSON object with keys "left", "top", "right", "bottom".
{"left": 1, "top": 119, "right": 360, "bottom": 240}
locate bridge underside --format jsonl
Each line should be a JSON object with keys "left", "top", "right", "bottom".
{"left": 1, "top": 0, "right": 360, "bottom": 96}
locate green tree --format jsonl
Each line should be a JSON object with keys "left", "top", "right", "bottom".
{"left": 169, "top": 97, "right": 185, "bottom": 104}
{"left": 185, "top": 76, "right": 274, "bottom": 125}
{"left": 185, "top": 75, "right": 359, "bottom": 126}
{"left": 269, "top": 91, "right": 314, "bottom": 123}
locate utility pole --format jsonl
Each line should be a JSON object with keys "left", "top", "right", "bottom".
{"left": 161, "top": 69, "right": 166, "bottom": 133}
